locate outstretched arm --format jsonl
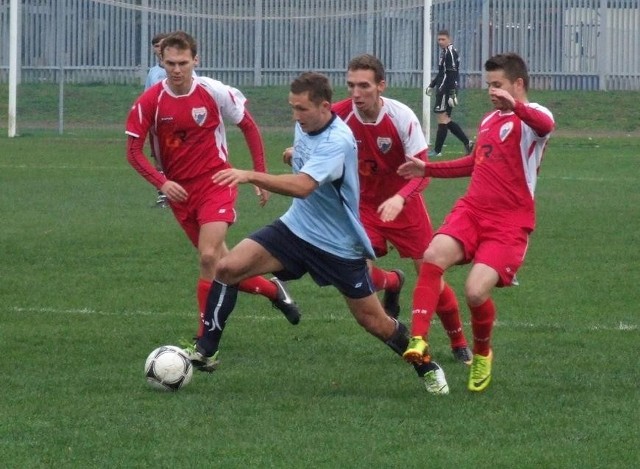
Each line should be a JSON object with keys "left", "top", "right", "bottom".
{"left": 398, "top": 154, "right": 475, "bottom": 179}
{"left": 378, "top": 150, "right": 430, "bottom": 222}
{"left": 213, "top": 168, "right": 318, "bottom": 199}
{"left": 396, "top": 149, "right": 430, "bottom": 197}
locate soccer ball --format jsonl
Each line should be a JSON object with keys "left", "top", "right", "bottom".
{"left": 144, "top": 345, "right": 193, "bottom": 391}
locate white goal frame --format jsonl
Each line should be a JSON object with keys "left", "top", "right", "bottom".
{"left": 8, "top": 0, "right": 18, "bottom": 137}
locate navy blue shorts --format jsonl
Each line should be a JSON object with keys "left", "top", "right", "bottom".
{"left": 249, "top": 220, "right": 375, "bottom": 299}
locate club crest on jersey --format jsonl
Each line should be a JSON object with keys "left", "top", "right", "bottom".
{"left": 192, "top": 107, "right": 207, "bottom": 126}
{"left": 377, "top": 137, "right": 392, "bottom": 154}
{"left": 499, "top": 122, "right": 513, "bottom": 141}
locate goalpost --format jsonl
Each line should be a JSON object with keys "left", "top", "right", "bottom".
{"left": 8, "top": 0, "right": 18, "bottom": 137}
{"left": 422, "top": 0, "right": 433, "bottom": 143}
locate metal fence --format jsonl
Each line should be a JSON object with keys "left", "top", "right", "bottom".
{"left": 1, "top": 0, "right": 638, "bottom": 90}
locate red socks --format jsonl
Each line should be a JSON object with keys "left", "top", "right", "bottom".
{"left": 237, "top": 276, "right": 276, "bottom": 298}
{"left": 196, "top": 278, "right": 212, "bottom": 339}
{"left": 436, "top": 283, "right": 468, "bottom": 349}
{"left": 370, "top": 265, "right": 401, "bottom": 292}
{"left": 469, "top": 298, "right": 496, "bottom": 356}
{"left": 410, "top": 262, "right": 443, "bottom": 337}
{"left": 196, "top": 276, "right": 278, "bottom": 339}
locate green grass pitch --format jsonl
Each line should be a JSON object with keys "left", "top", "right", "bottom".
{"left": 0, "top": 86, "right": 639, "bottom": 467}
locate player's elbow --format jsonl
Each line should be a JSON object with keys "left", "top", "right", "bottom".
{"left": 291, "top": 179, "right": 318, "bottom": 198}
{"left": 291, "top": 185, "right": 316, "bottom": 199}
{"left": 535, "top": 122, "right": 555, "bottom": 138}
{"left": 288, "top": 174, "right": 318, "bottom": 198}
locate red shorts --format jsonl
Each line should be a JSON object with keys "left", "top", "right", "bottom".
{"left": 360, "top": 196, "right": 433, "bottom": 259}
{"left": 438, "top": 201, "right": 530, "bottom": 287}
{"left": 169, "top": 171, "right": 238, "bottom": 247}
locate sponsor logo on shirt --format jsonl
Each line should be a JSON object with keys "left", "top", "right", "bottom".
{"left": 192, "top": 107, "right": 207, "bottom": 126}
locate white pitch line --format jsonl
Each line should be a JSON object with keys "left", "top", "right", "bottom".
{"left": 9, "top": 306, "right": 179, "bottom": 316}
{"left": 7, "top": 306, "right": 638, "bottom": 331}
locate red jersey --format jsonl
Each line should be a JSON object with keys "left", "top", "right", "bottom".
{"left": 332, "top": 97, "right": 429, "bottom": 207}
{"left": 458, "top": 101, "right": 554, "bottom": 230}
{"left": 126, "top": 76, "right": 264, "bottom": 186}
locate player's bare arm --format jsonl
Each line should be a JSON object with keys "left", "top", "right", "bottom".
{"left": 213, "top": 168, "right": 318, "bottom": 198}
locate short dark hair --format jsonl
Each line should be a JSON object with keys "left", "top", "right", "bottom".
{"left": 290, "top": 72, "right": 333, "bottom": 105}
{"left": 161, "top": 31, "right": 197, "bottom": 58}
{"left": 485, "top": 52, "right": 530, "bottom": 91}
{"left": 437, "top": 29, "right": 450, "bottom": 37}
{"left": 151, "top": 33, "right": 168, "bottom": 46}
{"left": 347, "top": 54, "right": 385, "bottom": 83}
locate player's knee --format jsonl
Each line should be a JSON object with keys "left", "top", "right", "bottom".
{"left": 215, "top": 254, "right": 253, "bottom": 285}
{"left": 212, "top": 257, "right": 234, "bottom": 284}
{"left": 464, "top": 285, "right": 490, "bottom": 307}
{"left": 199, "top": 251, "right": 220, "bottom": 273}
{"left": 421, "top": 248, "right": 441, "bottom": 265}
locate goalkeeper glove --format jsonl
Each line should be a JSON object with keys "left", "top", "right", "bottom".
{"left": 448, "top": 91, "right": 459, "bottom": 107}
{"left": 425, "top": 87, "right": 433, "bottom": 96}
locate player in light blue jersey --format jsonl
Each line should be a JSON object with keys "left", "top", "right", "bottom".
{"left": 280, "top": 108, "right": 373, "bottom": 260}
{"left": 183, "top": 72, "right": 449, "bottom": 394}
{"left": 144, "top": 31, "right": 167, "bottom": 90}
{"left": 145, "top": 63, "right": 166, "bottom": 90}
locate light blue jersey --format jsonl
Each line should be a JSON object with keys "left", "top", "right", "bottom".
{"left": 280, "top": 115, "right": 375, "bottom": 260}
{"left": 145, "top": 66, "right": 198, "bottom": 90}
{"left": 144, "top": 64, "right": 166, "bottom": 90}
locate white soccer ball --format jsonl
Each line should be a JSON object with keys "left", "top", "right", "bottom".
{"left": 144, "top": 345, "right": 193, "bottom": 391}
